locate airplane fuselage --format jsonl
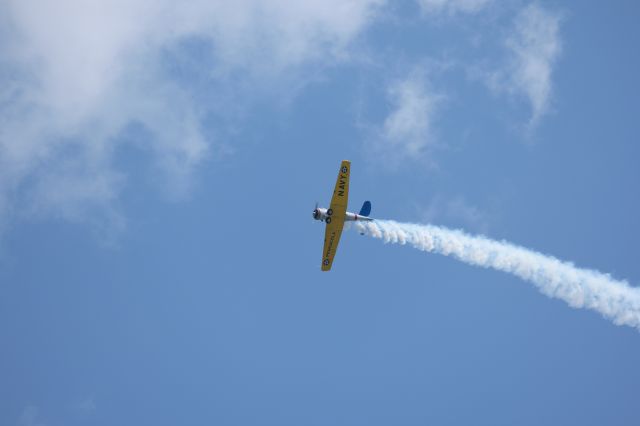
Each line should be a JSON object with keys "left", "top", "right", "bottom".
{"left": 312, "top": 207, "right": 373, "bottom": 223}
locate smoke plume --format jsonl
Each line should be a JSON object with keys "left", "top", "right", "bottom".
{"left": 354, "top": 220, "right": 640, "bottom": 331}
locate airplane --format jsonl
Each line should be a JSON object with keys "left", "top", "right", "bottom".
{"left": 312, "top": 160, "right": 373, "bottom": 271}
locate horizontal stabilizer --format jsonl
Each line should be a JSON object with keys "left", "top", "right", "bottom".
{"left": 359, "top": 201, "right": 371, "bottom": 217}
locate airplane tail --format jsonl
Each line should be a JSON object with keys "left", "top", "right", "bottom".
{"left": 359, "top": 201, "right": 371, "bottom": 217}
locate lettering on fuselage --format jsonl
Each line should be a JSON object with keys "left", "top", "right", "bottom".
{"left": 325, "top": 230, "right": 336, "bottom": 260}
{"left": 337, "top": 174, "right": 347, "bottom": 197}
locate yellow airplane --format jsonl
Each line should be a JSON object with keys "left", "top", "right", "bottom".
{"left": 312, "top": 160, "right": 373, "bottom": 271}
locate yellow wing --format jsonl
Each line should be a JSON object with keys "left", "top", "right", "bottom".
{"left": 321, "top": 160, "right": 350, "bottom": 271}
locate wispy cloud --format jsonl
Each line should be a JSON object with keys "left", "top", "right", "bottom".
{"left": 19, "top": 405, "right": 45, "bottom": 426}
{"left": 417, "top": 0, "right": 492, "bottom": 16}
{"left": 70, "top": 397, "right": 96, "bottom": 415}
{"left": 367, "top": 69, "right": 443, "bottom": 166}
{"left": 0, "top": 0, "right": 383, "bottom": 237}
{"left": 488, "top": 3, "right": 563, "bottom": 127}
{"left": 422, "top": 195, "right": 489, "bottom": 233}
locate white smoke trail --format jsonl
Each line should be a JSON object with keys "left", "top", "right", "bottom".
{"left": 354, "top": 220, "right": 640, "bottom": 331}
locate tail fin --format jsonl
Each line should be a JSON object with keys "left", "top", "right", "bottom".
{"left": 359, "top": 201, "right": 371, "bottom": 217}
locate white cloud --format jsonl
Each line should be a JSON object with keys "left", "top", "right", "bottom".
{"left": 418, "top": 0, "right": 492, "bottom": 15}
{"left": 489, "top": 3, "right": 562, "bottom": 127}
{"left": 0, "top": 0, "right": 383, "bottom": 236}
{"left": 369, "top": 69, "right": 442, "bottom": 165}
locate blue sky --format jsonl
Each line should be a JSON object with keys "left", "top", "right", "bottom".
{"left": 1, "top": 1, "right": 639, "bottom": 425}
